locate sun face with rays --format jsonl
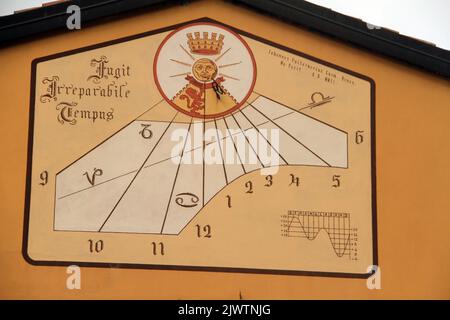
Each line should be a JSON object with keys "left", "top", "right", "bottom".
{"left": 153, "top": 22, "right": 257, "bottom": 119}
{"left": 192, "top": 58, "right": 218, "bottom": 82}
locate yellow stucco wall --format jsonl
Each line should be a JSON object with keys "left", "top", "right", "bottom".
{"left": 0, "top": 0, "right": 449, "bottom": 299}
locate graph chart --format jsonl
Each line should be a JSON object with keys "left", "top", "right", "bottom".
{"left": 281, "top": 210, "right": 358, "bottom": 259}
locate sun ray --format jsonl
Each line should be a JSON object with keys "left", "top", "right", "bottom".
{"left": 179, "top": 44, "right": 195, "bottom": 60}
{"left": 170, "top": 59, "right": 192, "bottom": 67}
{"left": 215, "top": 47, "right": 231, "bottom": 62}
{"left": 219, "top": 61, "right": 242, "bottom": 68}
{"left": 170, "top": 72, "right": 191, "bottom": 78}
{"left": 219, "top": 73, "right": 240, "bottom": 81}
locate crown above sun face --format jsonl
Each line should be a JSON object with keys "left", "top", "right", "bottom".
{"left": 187, "top": 32, "right": 225, "bottom": 55}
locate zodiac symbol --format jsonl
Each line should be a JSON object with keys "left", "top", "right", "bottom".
{"left": 299, "top": 92, "right": 334, "bottom": 111}
{"left": 175, "top": 192, "right": 200, "bottom": 208}
{"left": 83, "top": 168, "right": 103, "bottom": 186}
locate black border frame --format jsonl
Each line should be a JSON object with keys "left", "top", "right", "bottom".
{"left": 23, "top": 17, "right": 378, "bottom": 279}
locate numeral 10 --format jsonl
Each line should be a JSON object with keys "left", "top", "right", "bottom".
{"left": 88, "top": 239, "right": 103, "bottom": 253}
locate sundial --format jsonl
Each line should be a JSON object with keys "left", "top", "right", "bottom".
{"left": 25, "top": 19, "right": 376, "bottom": 277}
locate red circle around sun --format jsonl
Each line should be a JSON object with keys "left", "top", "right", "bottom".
{"left": 153, "top": 22, "right": 257, "bottom": 119}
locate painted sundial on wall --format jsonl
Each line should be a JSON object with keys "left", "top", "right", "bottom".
{"left": 25, "top": 20, "right": 376, "bottom": 277}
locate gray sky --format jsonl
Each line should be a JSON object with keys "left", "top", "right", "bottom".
{"left": 1, "top": 0, "right": 449, "bottom": 50}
